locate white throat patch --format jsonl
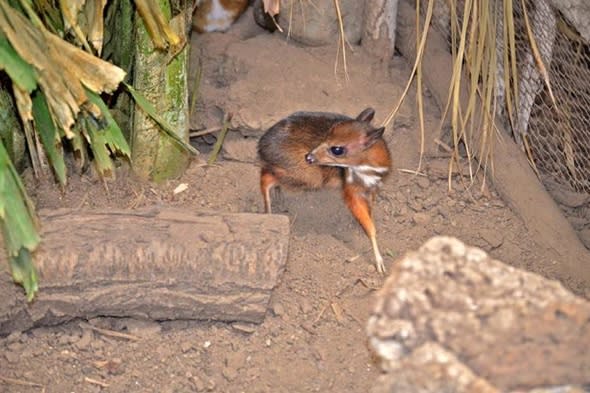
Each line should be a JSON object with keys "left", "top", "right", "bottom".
{"left": 346, "top": 165, "right": 389, "bottom": 188}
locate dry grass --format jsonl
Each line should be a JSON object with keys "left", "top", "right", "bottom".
{"left": 380, "top": 0, "right": 556, "bottom": 191}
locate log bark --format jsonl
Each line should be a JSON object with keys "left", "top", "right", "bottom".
{"left": 395, "top": 0, "right": 590, "bottom": 294}
{"left": 0, "top": 208, "right": 290, "bottom": 335}
{"left": 362, "top": 0, "right": 399, "bottom": 62}
{"left": 131, "top": 1, "right": 191, "bottom": 181}
{"left": 368, "top": 236, "right": 590, "bottom": 392}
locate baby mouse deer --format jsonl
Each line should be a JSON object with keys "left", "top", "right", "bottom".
{"left": 257, "top": 108, "right": 392, "bottom": 273}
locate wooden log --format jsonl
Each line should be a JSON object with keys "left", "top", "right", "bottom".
{"left": 0, "top": 208, "right": 290, "bottom": 335}
{"left": 395, "top": 0, "right": 590, "bottom": 294}
{"left": 362, "top": 0, "right": 399, "bottom": 62}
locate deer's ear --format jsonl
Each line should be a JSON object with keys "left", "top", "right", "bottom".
{"left": 364, "top": 127, "right": 385, "bottom": 147}
{"left": 356, "top": 108, "right": 375, "bottom": 123}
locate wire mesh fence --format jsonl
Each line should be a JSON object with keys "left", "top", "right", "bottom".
{"left": 426, "top": 0, "right": 590, "bottom": 245}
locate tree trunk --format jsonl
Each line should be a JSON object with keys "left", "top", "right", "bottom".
{"left": 362, "top": 0, "right": 399, "bottom": 62}
{"left": 395, "top": 0, "right": 590, "bottom": 295}
{"left": 0, "top": 208, "right": 290, "bottom": 335}
{"left": 131, "top": 0, "right": 190, "bottom": 181}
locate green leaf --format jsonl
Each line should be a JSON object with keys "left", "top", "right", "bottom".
{"left": 84, "top": 116, "right": 115, "bottom": 176}
{"left": 0, "top": 33, "right": 37, "bottom": 93}
{"left": 9, "top": 248, "right": 38, "bottom": 302}
{"left": 31, "top": 91, "right": 67, "bottom": 185}
{"left": 207, "top": 115, "right": 230, "bottom": 165}
{"left": 0, "top": 144, "right": 38, "bottom": 247}
{"left": 124, "top": 82, "right": 198, "bottom": 155}
{"left": 0, "top": 139, "right": 39, "bottom": 301}
{"left": 85, "top": 88, "right": 131, "bottom": 158}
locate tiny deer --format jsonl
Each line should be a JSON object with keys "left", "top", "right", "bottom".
{"left": 257, "top": 108, "right": 392, "bottom": 273}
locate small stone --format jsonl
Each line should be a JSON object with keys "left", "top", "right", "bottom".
{"left": 394, "top": 191, "right": 407, "bottom": 204}
{"left": 423, "top": 194, "right": 442, "bottom": 209}
{"left": 6, "top": 341, "right": 22, "bottom": 352}
{"left": 180, "top": 341, "right": 195, "bottom": 353}
{"left": 416, "top": 177, "right": 431, "bottom": 189}
{"left": 479, "top": 229, "right": 504, "bottom": 249}
{"left": 191, "top": 375, "right": 206, "bottom": 392}
{"left": 408, "top": 198, "right": 425, "bottom": 212}
{"left": 4, "top": 351, "right": 19, "bottom": 363}
{"left": 206, "top": 379, "right": 216, "bottom": 391}
{"left": 122, "top": 319, "right": 162, "bottom": 338}
{"left": 412, "top": 212, "right": 431, "bottom": 225}
{"left": 491, "top": 199, "right": 505, "bottom": 208}
{"left": 74, "top": 329, "right": 94, "bottom": 350}
{"left": 231, "top": 322, "right": 257, "bottom": 334}
{"left": 5, "top": 331, "right": 22, "bottom": 344}
{"left": 311, "top": 346, "right": 326, "bottom": 361}
{"left": 300, "top": 298, "right": 314, "bottom": 314}
{"left": 57, "top": 332, "right": 78, "bottom": 346}
{"left": 270, "top": 301, "right": 285, "bottom": 317}
{"left": 300, "top": 321, "right": 316, "bottom": 335}
{"left": 225, "top": 351, "right": 247, "bottom": 371}
{"left": 431, "top": 214, "right": 444, "bottom": 224}
{"left": 396, "top": 204, "right": 409, "bottom": 218}
{"left": 105, "top": 358, "right": 125, "bottom": 376}
{"left": 222, "top": 367, "right": 238, "bottom": 381}
{"left": 19, "top": 346, "right": 34, "bottom": 359}
{"left": 91, "top": 338, "right": 105, "bottom": 351}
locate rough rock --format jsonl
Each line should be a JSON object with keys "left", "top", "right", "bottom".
{"left": 254, "top": 0, "right": 364, "bottom": 46}
{"left": 371, "top": 342, "right": 500, "bottom": 393}
{"left": 221, "top": 133, "right": 258, "bottom": 163}
{"left": 193, "top": 10, "right": 410, "bottom": 139}
{"left": 367, "top": 236, "right": 590, "bottom": 392}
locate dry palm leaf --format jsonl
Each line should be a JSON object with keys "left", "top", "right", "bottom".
{"left": 60, "top": 0, "right": 92, "bottom": 52}
{"left": 0, "top": 0, "right": 125, "bottom": 138}
{"left": 135, "top": 0, "right": 180, "bottom": 49}
{"left": 61, "top": 0, "right": 108, "bottom": 55}
{"left": 84, "top": 0, "right": 107, "bottom": 54}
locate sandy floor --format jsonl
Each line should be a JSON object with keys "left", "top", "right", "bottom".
{"left": 1, "top": 7, "right": 587, "bottom": 393}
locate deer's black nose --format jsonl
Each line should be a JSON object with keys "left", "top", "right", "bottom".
{"left": 305, "top": 153, "right": 316, "bottom": 164}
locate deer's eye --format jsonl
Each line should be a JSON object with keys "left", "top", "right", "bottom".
{"left": 330, "top": 146, "right": 346, "bottom": 156}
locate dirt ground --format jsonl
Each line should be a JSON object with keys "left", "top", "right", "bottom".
{"left": 1, "top": 8, "right": 589, "bottom": 393}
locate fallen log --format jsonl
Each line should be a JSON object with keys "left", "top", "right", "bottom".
{"left": 0, "top": 208, "right": 290, "bottom": 335}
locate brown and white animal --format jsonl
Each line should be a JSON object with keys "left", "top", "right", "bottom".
{"left": 257, "top": 108, "right": 392, "bottom": 273}
{"left": 192, "top": 0, "right": 249, "bottom": 33}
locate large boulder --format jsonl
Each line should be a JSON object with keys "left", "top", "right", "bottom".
{"left": 367, "top": 236, "right": 590, "bottom": 392}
